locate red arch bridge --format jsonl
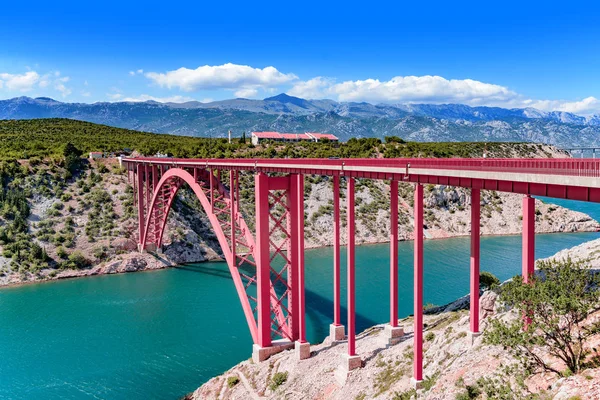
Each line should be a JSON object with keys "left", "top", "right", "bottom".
{"left": 123, "top": 157, "right": 600, "bottom": 386}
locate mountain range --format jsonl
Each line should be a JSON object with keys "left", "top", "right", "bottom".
{"left": 1, "top": 94, "right": 600, "bottom": 147}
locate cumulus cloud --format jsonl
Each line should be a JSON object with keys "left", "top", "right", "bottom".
{"left": 525, "top": 97, "right": 600, "bottom": 115}
{"left": 145, "top": 63, "right": 297, "bottom": 93}
{"left": 0, "top": 70, "right": 73, "bottom": 97}
{"left": 287, "top": 75, "right": 600, "bottom": 115}
{"left": 234, "top": 88, "right": 258, "bottom": 98}
{"left": 0, "top": 71, "right": 40, "bottom": 91}
{"left": 289, "top": 75, "right": 516, "bottom": 105}
{"left": 119, "top": 94, "right": 196, "bottom": 103}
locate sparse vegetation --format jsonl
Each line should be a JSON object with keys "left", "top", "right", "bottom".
{"left": 485, "top": 257, "right": 600, "bottom": 375}
{"left": 269, "top": 371, "right": 288, "bottom": 391}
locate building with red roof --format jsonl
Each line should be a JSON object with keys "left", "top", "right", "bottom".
{"left": 251, "top": 131, "right": 338, "bottom": 145}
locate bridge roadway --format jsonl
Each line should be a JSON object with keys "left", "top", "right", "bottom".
{"left": 127, "top": 157, "right": 600, "bottom": 201}
{"left": 123, "top": 156, "right": 600, "bottom": 387}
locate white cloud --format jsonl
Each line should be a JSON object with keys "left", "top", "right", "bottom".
{"left": 289, "top": 75, "right": 515, "bottom": 105}
{"left": 81, "top": 90, "right": 91, "bottom": 97}
{"left": 119, "top": 94, "right": 196, "bottom": 103}
{"left": 145, "top": 63, "right": 297, "bottom": 92}
{"left": 234, "top": 88, "right": 258, "bottom": 98}
{"left": 0, "top": 70, "right": 72, "bottom": 97}
{"left": 107, "top": 93, "right": 123, "bottom": 100}
{"left": 129, "top": 71, "right": 136, "bottom": 76}
{"left": 288, "top": 75, "right": 600, "bottom": 115}
{"left": 287, "top": 77, "right": 335, "bottom": 99}
{"left": 525, "top": 97, "right": 600, "bottom": 115}
{"left": 0, "top": 71, "right": 40, "bottom": 91}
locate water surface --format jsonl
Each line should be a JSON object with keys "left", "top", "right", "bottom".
{"left": 0, "top": 198, "right": 598, "bottom": 399}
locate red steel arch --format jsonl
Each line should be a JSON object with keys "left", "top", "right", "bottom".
{"left": 139, "top": 167, "right": 294, "bottom": 344}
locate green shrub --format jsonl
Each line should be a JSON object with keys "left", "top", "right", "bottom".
{"left": 269, "top": 371, "right": 288, "bottom": 391}
{"left": 479, "top": 271, "right": 500, "bottom": 290}
{"left": 226, "top": 376, "right": 240, "bottom": 388}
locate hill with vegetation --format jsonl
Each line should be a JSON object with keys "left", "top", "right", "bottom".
{"left": 0, "top": 118, "right": 568, "bottom": 160}
{"left": 0, "top": 119, "right": 597, "bottom": 289}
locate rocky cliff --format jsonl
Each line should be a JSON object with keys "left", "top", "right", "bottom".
{"left": 189, "top": 239, "right": 600, "bottom": 400}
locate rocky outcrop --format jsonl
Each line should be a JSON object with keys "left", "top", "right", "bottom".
{"left": 190, "top": 237, "right": 600, "bottom": 400}
{"left": 191, "top": 290, "right": 600, "bottom": 400}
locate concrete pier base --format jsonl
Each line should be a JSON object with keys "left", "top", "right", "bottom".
{"left": 468, "top": 331, "right": 482, "bottom": 346}
{"left": 334, "top": 354, "right": 362, "bottom": 385}
{"left": 252, "top": 339, "right": 294, "bottom": 363}
{"left": 381, "top": 325, "right": 404, "bottom": 346}
{"left": 137, "top": 243, "right": 157, "bottom": 252}
{"left": 411, "top": 377, "right": 423, "bottom": 389}
{"left": 295, "top": 341, "right": 311, "bottom": 360}
{"left": 329, "top": 324, "right": 345, "bottom": 342}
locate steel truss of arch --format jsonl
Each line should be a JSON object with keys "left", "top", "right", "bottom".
{"left": 131, "top": 164, "right": 306, "bottom": 347}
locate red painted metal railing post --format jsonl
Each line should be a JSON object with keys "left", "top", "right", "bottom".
{"left": 470, "top": 188, "right": 480, "bottom": 334}
{"left": 333, "top": 175, "right": 341, "bottom": 327}
{"left": 255, "top": 172, "right": 272, "bottom": 348}
{"left": 413, "top": 183, "right": 424, "bottom": 384}
{"left": 522, "top": 195, "right": 535, "bottom": 283}
{"left": 347, "top": 177, "right": 357, "bottom": 357}
{"left": 136, "top": 164, "right": 145, "bottom": 250}
{"left": 390, "top": 180, "right": 399, "bottom": 327}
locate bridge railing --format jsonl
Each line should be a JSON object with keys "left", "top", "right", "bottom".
{"left": 123, "top": 157, "right": 600, "bottom": 178}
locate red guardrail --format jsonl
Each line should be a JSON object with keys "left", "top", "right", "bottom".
{"left": 123, "top": 157, "right": 600, "bottom": 178}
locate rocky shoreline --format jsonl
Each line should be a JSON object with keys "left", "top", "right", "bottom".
{"left": 190, "top": 238, "right": 600, "bottom": 400}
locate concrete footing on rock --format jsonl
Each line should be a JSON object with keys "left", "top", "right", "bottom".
{"left": 137, "top": 243, "right": 157, "bottom": 253}
{"left": 329, "top": 324, "right": 345, "bottom": 342}
{"left": 251, "top": 339, "right": 294, "bottom": 363}
{"left": 382, "top": 325, "right": 404, "bottom": 346}
{"left": 334, "top": 354, "right": 362, "bottom": 385}
{"left": 411, "top": 377, "right": 423, "bottom": 389}
{"left": 468, "top": 331, "right": 482, "bottom": 346}
{"left": 295, "top": 341, "right": 311, "bottom": 360}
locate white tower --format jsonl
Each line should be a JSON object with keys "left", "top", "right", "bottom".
{"left": 228, "top": 130, "right": 232, "bottom": 144}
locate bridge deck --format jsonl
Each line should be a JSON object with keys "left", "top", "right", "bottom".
{"left": 124, "top": 157, "right": 600, "bottom": 202}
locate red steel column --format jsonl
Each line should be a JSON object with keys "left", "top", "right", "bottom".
{"left": 470, "top": 188, "right": 480, "bottom": 333}
{"left": 230, "top": 170, "right": 237, "bottom": 267}
{"left": 136, "top": 165, "right": 146, "bottom": 248}
{"left": 390, "top": 180, "right": 399, "bottom": 327}
{"left": 297, "top": 174, "right": 307, "bottom": 343}
{"left": 288, "top": 174, "right": 300, "bottom": 340}
{"left": 209, "top": 168, "right": 214, "bottom": 212}
{"left": 333, "top": 175, "right": 341, "bottom": 326}
{"left": 347, "top": 177, "right": 356, "bottom": 356}
{"left": 413, "top": 183, "right": 423, "bottom": 382}
{"left": 255, "top": 172, "right": 272, "bottom": 348}
{"left": 522, "top": 195, "right": 535, "bottom": 283}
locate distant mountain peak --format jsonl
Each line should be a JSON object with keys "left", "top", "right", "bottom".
{"left": 264, "top": 93, "right": 307, "bottom": 106}
{"left": 35, "top": 97, "right": 58, "bottom": 102}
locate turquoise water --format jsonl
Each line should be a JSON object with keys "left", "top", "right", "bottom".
{"left": 0, "top": 198, "right": 599, "bottom": 399}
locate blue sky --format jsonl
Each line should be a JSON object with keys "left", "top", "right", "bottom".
{"left": 1, "top": 0, "right": 599, "bottom": 114}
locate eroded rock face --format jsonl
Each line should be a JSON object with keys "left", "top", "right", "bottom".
{"left": 479, "top": 290, "right": 498, "bottom": 319}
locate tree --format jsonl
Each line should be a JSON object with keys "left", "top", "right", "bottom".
{"left": 480, "top": 271, "right": 500, "bottom": 289}
{"left": 484, "top": 257, "right": 600, "bottom": 375}
{"left": 241, "top": 131, "right": 246, "bottom": 144}
{"left": 63, "top": 142, "right": 83, "bottom": 173}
